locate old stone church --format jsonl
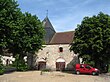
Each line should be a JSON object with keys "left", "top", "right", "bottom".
{"left": 36, "top": 16, "right": 79, "bottom": 71}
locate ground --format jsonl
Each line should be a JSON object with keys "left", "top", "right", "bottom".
{"left": 0, "top": 71, "right": 110, "bottom": 82}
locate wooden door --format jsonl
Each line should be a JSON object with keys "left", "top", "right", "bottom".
{"left": 56, "top": 62, "right": 65, "bottom": 71}
{"left": 38, "top": 62, "right": 46, "bottom": 70}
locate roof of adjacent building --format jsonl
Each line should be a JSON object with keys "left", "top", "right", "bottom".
{"left": 49, "top": 31, "right": 75, "bottom": 44}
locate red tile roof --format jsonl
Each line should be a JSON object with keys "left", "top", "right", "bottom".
{"left": 49, "top": 31, "right": 74, "bottom": 44}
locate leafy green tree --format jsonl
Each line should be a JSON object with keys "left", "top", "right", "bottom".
{"left": 0, "top": 0, "right": 20, "bottom": 54}
{"left": 23, "top": 13, "right": 45, "bottom": 69}
{"left": 0, "top": 0, "right": 21, "bottom": 70}
{"left": 0, "top": 0, "right": 45, "bottom": 70}
{"left": 9, "top": 12, "right": 45, "bottom": 59}
{"left": 9, "top": 12, "right": 45, "bottom": 69}
{"left": 70, "top": 12, "right": 110, "bottom": 71}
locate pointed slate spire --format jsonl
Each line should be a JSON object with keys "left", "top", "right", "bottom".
{"left": 42, "top": 16, "right": 56, "bottom": 44}
{"left": 43, "top": 16, "right": 56, "bottom": 32}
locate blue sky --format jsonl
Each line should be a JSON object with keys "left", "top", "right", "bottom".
{"left": 17, "top": 0, "right": 110, "bottom": 32}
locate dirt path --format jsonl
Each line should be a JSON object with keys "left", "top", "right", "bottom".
{"left": 0, "top": 71, "right": 110, "bottom": 82}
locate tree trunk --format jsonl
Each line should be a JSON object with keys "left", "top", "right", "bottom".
{"left": 27, "top": 53, "right": 37, "bottom": 70}
{"left": 27, "top": 53, "right": 32, "bottom": 70}
{"left": 19, "top": 54, "right": 24, "bottom": 60}
{"left": 94, "top": 58, "right": 102, "bottom": 73}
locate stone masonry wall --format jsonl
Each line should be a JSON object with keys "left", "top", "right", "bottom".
{"left": 36, "top": 44, "right": 79, "bottom": 70}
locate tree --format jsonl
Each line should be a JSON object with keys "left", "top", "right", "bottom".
{"left": 0, "top": 0, "right": 21, "bottom": 70}
{"left": 0, "top": 0, "right": 20, "bottom": 54}
{"left": 0, "top": 0, "right": 45, "bottom": 70}
{"left": 70, "top": 12, "right": 110, "bottom": 71}
{"left": 8, "top": 12, "right": 45, "bottom": 59}
{"left": 9, "top": 12, "right": 45, "bottom": 69}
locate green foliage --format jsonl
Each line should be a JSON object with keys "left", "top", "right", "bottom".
{"left": 13, "top": 54, "right": 28, "bottom": 71}
{"left": 0, "top": 0, "right": 45, "bottom": 69}
{"left": 108, "top": 65, "right": 110, "bottom": 72}
{"left": 0, "top": 65, "right": 4, "bottom": 75}
{"left": 0, "top": 0, "right": 20, "bottom": 52}
{"left": 8, "top": 12, "right": 45, "bottom": 58}
{"left": 71, "top": 12, "right": 110, "bottom": 68}
{"left": 0, "top": 55, "right": 2, "bottom": 64}
{"left": 0, "top": 56, "right": 4, "bottom": 75}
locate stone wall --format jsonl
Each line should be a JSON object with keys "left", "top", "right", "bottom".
{"left": 36, "top": 44, "right": 79, "bottom": 70}
{"left": 1, "top": 55, "right": 15, "bottom": 65}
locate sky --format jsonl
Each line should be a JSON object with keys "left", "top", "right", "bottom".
{"left": 17, "top": 0, "right": 110, "bottom": 32}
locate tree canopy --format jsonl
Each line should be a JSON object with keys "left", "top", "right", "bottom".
{"left": 0, "top": 0, "right": 45, "bottom": 59}
{"left": 70, "top": 12, "right": 110, "bottom": 69}
{"left": 0, "top": 0, "right": 19, "bottom": 53}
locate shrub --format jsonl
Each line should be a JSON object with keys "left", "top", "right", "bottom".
{"left": 12, "top": 54, "right": 29, "bottom": 71}
{"left": 0, "top": 56, "right": 4, "bottom": 75}
{"left": 0, "top": 64, "right": 4, "bottom": 75}
{"left": 13, "top": 59, "right": 29, "bottom": 71}
{"left": 41, "top": 68, "right": 52, "bottom": 72}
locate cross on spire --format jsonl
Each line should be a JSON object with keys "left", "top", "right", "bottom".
{"left": 46, "top": 10, "right": 48, "bottom": 17}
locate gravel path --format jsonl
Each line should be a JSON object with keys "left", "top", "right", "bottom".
{"left": 0, "top": 71, "right": 110, "bottom": 82}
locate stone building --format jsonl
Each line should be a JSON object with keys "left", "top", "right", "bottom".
{"left": 36, "top": 16, "right": 79, "bottom": 70}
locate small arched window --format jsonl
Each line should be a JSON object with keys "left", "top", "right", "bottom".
{"left": 59, "top": 47, "right": 63, "bottom": 52}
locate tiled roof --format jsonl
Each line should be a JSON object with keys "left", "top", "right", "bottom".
{"left": 49, "top": 31, "right": 74, "bottom": 44}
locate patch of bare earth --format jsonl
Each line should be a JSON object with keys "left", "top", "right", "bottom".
{"left": 0, "top": 71, "right": 110, "bottom": 82}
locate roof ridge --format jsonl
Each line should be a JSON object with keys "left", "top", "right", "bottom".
{"left": 57, "top": 31, "right": 74, "bottom": 33}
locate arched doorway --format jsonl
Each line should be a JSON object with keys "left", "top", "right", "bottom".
{"left": 38, "top": 59, "right": 46, "bottom": 70}
{"left": 56, "top": 57, "right": 65, "bottom": 71}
